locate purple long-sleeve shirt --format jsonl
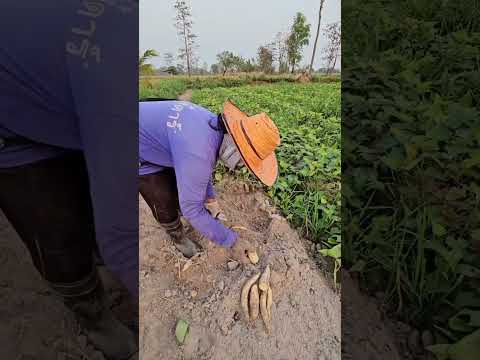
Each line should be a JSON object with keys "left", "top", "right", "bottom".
{"left": 0, "top": 1, "right": 139, "bottom": 298}
{"left": 139, "top": 100, "right": 238, "bottom": 248}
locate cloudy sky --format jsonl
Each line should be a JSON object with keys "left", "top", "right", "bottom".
{"left": 140, "top": 0, "right": 340, "bottom": 70}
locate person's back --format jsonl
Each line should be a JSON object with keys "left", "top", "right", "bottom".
{"left": 0, "top": 2, "right": 139, "bottom": 358}
{"left": 139, "top": 100, "right": 221, "bottom": 173}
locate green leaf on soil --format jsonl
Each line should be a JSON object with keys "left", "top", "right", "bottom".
{"left": 175, "top": 319, "right": 189, "bottom": 345}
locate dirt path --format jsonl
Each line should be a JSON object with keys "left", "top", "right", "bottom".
{"left": 139, "top": 177, "right": 341, "bottom": 360}
{"left": 177, "top": 89, "right": 193, "bottom": 101}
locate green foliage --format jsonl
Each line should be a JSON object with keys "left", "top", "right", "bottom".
{"left": 190, "top": 82, "right": 341, "bottom": 272}
{"left": 139, "top": 49, "right": 159, "bottom": 76}
{"left": 139, "top": 78, "right": 187, "bottom": 100}
{"left": 287, "top": 12, "right": 311, "bottom": 72}
{"left": 138, "top": 74, "right": 340, "bottom": 100}
{"left": 343, "top": 0, "right": 480, "bottom": 353}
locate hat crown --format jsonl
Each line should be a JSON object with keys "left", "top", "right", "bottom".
{"left": 241, "top": 113, "right": 280, "bottom": 160}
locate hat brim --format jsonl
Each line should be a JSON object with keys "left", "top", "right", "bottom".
{"left": 221, "top": 100, "right": 279, "bottom": 187}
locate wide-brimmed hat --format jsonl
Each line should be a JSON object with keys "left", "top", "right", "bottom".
{"left": 221, "top": 100, "right": 280, "bottom": 186}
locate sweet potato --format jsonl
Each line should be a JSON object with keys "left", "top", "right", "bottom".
{"left": 258, "top": 264, "right": 271, "bottom": 292}
{"left": 241, "top": 272, "right": 261, "bottom": 321}
{"left": 249, "top": 284, "right": 260, "bottom": 321}
{"left": 260, "top": 290, "right": 271, "bottom": 334}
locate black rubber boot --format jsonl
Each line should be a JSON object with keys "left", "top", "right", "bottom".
{"left": 56, "top": 270, "right": 138, "bottom": 360}
{"left": 162, "top": 218, "right": 202, "bottom": 258}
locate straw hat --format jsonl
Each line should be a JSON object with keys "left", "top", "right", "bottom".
{"left": 221, "top": 100, "right": 280, "bottom": 186}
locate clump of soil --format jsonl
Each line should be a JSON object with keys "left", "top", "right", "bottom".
{"left": 139, "top": 177, "right": 341, "bottom": 360}
{"left": 295, "top": 72, "right": 312, "bottom": 83}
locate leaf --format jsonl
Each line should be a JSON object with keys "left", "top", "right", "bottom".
{"left": 456, "top": 264, "right": 480, "bottom": 278}
{"left": 449, "top": 329, "right": 480, "bottom": 360}
{"left": 449, "top": 309, "right": 480, "bottom": 332}
{"left": 319, "top": 244, "right": 341, "bottom": 259}
{"left": 433, "top": 223, "right": 447, "bottom": 237}
{"left": 175, "top": 319, "right": 189, "bottom": 345}
{"left": 214, "top": 172, "right": 223, "bottom": 181}
{"left": 454, "top": 291, "right": 480, "bottom": 309}
{"left": 426, "top": 344, "right": 450, "bottom": 360}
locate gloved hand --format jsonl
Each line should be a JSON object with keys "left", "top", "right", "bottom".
{"left": 230, "top": 235, "right": 255, "bottom": 265}
{"left": 205, "top": 199, "right": 228, "bottom": 221}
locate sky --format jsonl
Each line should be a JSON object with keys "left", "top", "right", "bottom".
{"left": 140, "top": 0, "right": 341, "bottom": 70}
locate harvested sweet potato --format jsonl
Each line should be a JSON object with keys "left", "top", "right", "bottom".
{"left": 247, "top": 250, "right": 259, "bottom": 264}
{"left": 249, "top": 284, "right": 260, "bottom": 321}
{"left": 267, "top": 286, "right": 273, "bottom": 319}
{"left": 260, "top": 290, "right": 271, "bottom": 334}
{"left": 258, "top": 264, "right": 271, "bottom": 292}
{"left": 241, "top": 272, "right": 261, "bottom": 321}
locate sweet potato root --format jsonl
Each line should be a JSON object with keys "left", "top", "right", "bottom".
{"left": 258, "top": 264, "right": 271, "bottom": 292}
{"left": 260, "top": 289, "right": 271, "bottom": 334}
{"left": 241, "top": 272, "right": 261, "bottom": 321}
{"left": 247, "top": 250, "right": 259, "bottom": 264}
{"left": 249, "top": 284, "right": 260, "bottom": 321}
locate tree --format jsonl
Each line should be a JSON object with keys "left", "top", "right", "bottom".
{"left": 286, "top": 12, "right": 311, "bottom": 73}
{"left": 163, "top": 52, "right": 174, "bottom": 68}
{"left": 242, "top": 58, "right": 257, "bottom": 73}
{"left": 323, "top": 22, "right": 341, "bottom": 74}
{"left": 165, "top": 66, "right": 178, "bottom": 75}
{"left": 309, "top": 0, "right": 326, "bottom": 74}
{"left": 210, "top": 63, "right": 220, "bottom": 74}
{"left": 216, "top": 51, "right": 237, "bottom": 75}
{"left": 202, "top": 61, "right": 209, "bottom": 74}
{"left": 176, "top": 63, "right": 185, "bottom": 75}
{"left": 139, "top": 49, "right": 158, "bottom": 76}
{"left": 174, "top": 0, "right": 197, "bottom": 77}
{"left": 274, "top": 32, "right": 289, "bottom": 73}
{"left": 257, "top": 45, "right": 274, "bottom": 74}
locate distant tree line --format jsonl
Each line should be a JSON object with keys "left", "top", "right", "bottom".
{"left": 139, "top": 0, "right": 340, "bottom": 77}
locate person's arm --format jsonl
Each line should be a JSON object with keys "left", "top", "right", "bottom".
{"left": 65, "top": 3, "right": 139, "bottom": 298}
{"left": 206, "top": 178, "right": 216, "bottom": 200}
{"left": 173, "top": 151, "right": 237, "bottom": 247}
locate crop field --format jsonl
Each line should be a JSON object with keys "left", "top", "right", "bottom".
{"left": 140, "top": 79, "right": 341, "bottom": 272}
{"left": 343, "top": 0, "right": 480, "bottom": 355}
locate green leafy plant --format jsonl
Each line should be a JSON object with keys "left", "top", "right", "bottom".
{"left": 190, "top": 82, "right": 341, "bottom": 277}
{"left": 343, "top": 0, "right": 480, "bottom": 355}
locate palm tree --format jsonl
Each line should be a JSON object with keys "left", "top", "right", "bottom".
{"left": 139, "top": 49, "right": 159, "bottom": 76}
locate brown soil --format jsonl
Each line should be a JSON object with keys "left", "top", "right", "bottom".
{"left": 342, "top": 271, "right": 402, "bottom": 359}
{"left": 0, "top": 210, "right": 135, "bottom": 360}
{"left": 139, "top": 177, "right": 341, "bottom": 360}
{"left": 177, "top": 89, "right": 193, "bottom": 102}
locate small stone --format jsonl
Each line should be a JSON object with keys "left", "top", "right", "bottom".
{"left": 227, "top": 261, "right": 239, "bottom": 270}
{"left": 218, "top": 281, "right": 225, "bottom": 290}
{"left": 220, "top": 323, "right": 229, "bottom": 335}
{"left": 421, "top": 330, "right": 434, "bottom": 347}
{"left": 190, "top": 290, "right": 198, "bottom": 298}
{"left": 164, "top": 289, "right": 172, "bottom": 298}
{"left": 244, "top": 183, "right": 249, "bottom": 192}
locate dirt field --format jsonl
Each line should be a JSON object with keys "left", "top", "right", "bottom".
{"left": 1, "top": 178, "right": 409, "bottom": 360}
{"left": 139, "top": 177, "right": 342, "bottom": 360}
{"left": 0, "top": 211, "right": 135, "bottom": 360}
